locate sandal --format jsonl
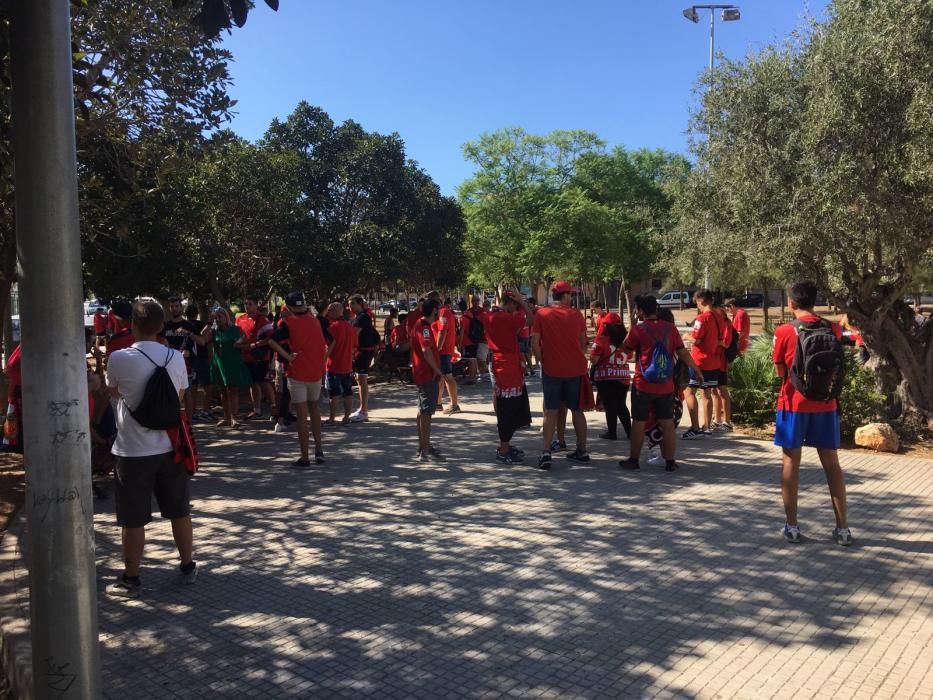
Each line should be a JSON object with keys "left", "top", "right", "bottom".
{"left": 216, "top": 419, "right": 230, "bottom": 428}
{"left": 230, "top": 421, "right": 245, "bottom": 430}
{"left": 323, "top": 419, "right": 337, "bottom": 427}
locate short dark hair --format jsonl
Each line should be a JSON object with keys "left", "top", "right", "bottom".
{"left": 656, "top": 307, "right": 675, "bottom": 324}
{"left": 422, "top": 299, "right": 439, "bottom": 319}
{"left": 724, "top": 298, "right": 738, "bottom": 308}
{"left": 132, "top": 299, "right": 164, "bottom": 336}
{"left": 552, "top": 290, "right": 570, "bottom": 302}
{"left": 350, "top": 295, "right": 365, "bottom": 306}
{"left": 246, "top": 294, "right": 260, "bottom": 304}
{"left": 693, "top": 289, "right": 713, "bottom": 305}
{"left": 398, "top": 312, "right": 408, "bottom": 323}
{"left": 314, "top": 299, "right": 328, "bottom": 314}
{"left": 635, "top": 294, "right": 657, "bottom": 316}
{"left": 788, "top": 280, "right": 818, "bottom": 310}
{"left": 590, "top": 300, "right": 603, "bottom": 309}
{"left": 167, "top": 296, "right": 182, "bottom": 304}
{"left": 426, "top": 290, "right": 440, "bottom": 301}
{"left": 389, "top": 307, "right": 398, "bottom": 318}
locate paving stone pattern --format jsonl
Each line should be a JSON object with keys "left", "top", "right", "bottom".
{"left": 89, "top": 379, "right": 932, "bottom": 699}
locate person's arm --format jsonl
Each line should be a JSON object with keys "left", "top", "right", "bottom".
{"left": 232, "top": 330, "right": 248, "bottom": 350}
{"left": 773, "top": 330, "right": 787, "bottom": 378}
{"left": 676, "top": 347, "right": 703, "bottom": 382}
{"left": 325, "top": 338, "right": 336, "bottom": 362}
{"left": 436, "top": 313, "right": 449, "bottom": 350}
{"left": 531, "top": 332, "right": 542, "bottom": 367}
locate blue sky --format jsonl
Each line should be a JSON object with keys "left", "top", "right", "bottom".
{"left": 222, "top": 1, "right": 830, "bottom": 196}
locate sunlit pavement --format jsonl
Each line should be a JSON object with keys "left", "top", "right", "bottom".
{"left": 7, "top": 377, "right": 933, "bottom": 698}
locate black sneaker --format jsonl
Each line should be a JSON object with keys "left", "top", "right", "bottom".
{"left": 292, "top": 458, "right": 312, "bottom": 468}
{"left": 314, "top": 451, "right": 325, "bottom": 464}
{"left": 566, "top": 449, "right": 590, "bottom": 463}
{"left": 664, "top": 460, "right": 679, "bottom": 472}
{"left": 106, "top": 574, "right": 141, "bottom": 599}
{"left": 681, "top": 428, "right": 703, "bottom": 440}
{"left": 619, "top": 457, "right": 641, "bottom": 471}
{"left": 599, "top": 432, "right": 617, "bottom": 440}
{"left": 508, "top": 446, "right": 525, "bottom": 459}
{"left": 495, "top": 451, "right": 514, "bottom": 465}
{"left": 178, "top": 561, "right": 198, "bottom": 585}
{"left": 549, "top": 439, "right": 567, "bottom": 452}
{"left": 537, "top": 452, "right": 552, "bottom": 470}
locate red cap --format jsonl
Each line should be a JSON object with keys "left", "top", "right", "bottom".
{"left": 552, "top": 280, "right": 573, "bottom": 294}
{"left": 604, "top": 312, "right": 622, "bottom": 325}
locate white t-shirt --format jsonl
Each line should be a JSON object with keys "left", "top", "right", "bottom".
{"left": 106, "top": 341, "right": 187, "bottom": 457}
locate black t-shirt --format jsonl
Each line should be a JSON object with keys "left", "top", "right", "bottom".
{"left": 162, "top": 319, "right": 201, "bottom": 355}
{"left": 352, "top": 310, "right": 377, "bottom": 348}
{"left": 318, "top": 314, "right": 332, "bottom": 343}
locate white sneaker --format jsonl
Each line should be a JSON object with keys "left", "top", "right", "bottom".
{"left": 273, "top": 422, "right": 289, "bottom": 433}
{"left": 349, "top": 411, "right": 368, "bottom": 423}
{"left": 647, "top": 448, "right": 665, "bottom": 467}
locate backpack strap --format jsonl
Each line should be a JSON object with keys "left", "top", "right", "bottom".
{"left": 133, "top": 345, "right": 174, "bottom": 368}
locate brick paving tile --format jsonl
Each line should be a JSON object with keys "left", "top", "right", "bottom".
{"left": 7, "top": 378, "right": 931, "bottom": 699}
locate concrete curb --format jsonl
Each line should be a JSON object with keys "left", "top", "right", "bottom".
{"left": 0, "top": 511, "right": 32, "bottom": 700}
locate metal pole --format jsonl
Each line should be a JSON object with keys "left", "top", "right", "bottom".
{"left": 703, "top": 8, "right": 716, "bottom": 291}
{"left": 9, "top": 1, "right": 102, "bottom": 698}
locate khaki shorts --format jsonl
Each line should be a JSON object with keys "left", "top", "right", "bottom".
{"left": 287, "top": 378, "right": 322, "bottom": 403}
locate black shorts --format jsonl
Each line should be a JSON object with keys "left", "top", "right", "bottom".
{"left": 192, "top": 357, "right": 211, "bottom": 387}
{"left": 462, "top": 345, "right": 478, "bottom": 359}
{"left": 114, "top": 452, "right": 190, "bottom": 528}
{"left": 248, "top": 360, "right": 271, "bottom": 384}
{"left": 719, "top": 369, "right": 729, "bottom": 387}
{"left": 631, "top": 389, "right": 675, "bottom": 422}
{"left": 354, "top": 351, "right": 374, "bottom": 375}
{"left": 417, "top": 380, "right": 439, "bottom": 415}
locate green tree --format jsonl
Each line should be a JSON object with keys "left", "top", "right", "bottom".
{"left": 688, "top": 0, "right": 933, "bottom": 419}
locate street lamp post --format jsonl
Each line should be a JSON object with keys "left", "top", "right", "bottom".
{"left": 683, "top": 4, "right": 741, "bottom": 291}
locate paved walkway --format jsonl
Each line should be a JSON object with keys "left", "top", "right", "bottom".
{"left": 3, "top": 377, "right": 933, "bottom": 698}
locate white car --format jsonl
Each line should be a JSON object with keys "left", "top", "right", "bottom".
{"left": 657, "top": 291, "right": 693, "bottom": 308}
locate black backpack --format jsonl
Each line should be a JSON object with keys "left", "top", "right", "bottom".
{"left": 789, "top": 318, "right": 845, "bottom": 402}
{"left": 724, "top": 322, "right": 740, "bottom": 363}
{"left": 129, "top": 346, "right": 181, "bottom": 430}
{"left": 467, "top": 312, "right": 485, "bottom": 344}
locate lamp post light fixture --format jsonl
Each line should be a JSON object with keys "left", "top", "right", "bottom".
{"left": 682, "top": 4, "right": 741, "bottom": 290}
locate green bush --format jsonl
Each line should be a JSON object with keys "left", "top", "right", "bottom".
{"left": 729, "top": 333, "right": 779, "bottom": 426}
{"left": 838, "top": 354, "right": 885, "bottom": 436}
{"left": 730, "top": 333, "right": 885, "bottom": 435}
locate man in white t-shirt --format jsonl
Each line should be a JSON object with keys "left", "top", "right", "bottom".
{"left": 105, "top": 299, "right": 193, "bottom": 598}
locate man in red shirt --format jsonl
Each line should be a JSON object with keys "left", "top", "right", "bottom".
{"left": 427, "top": 291, "right": 460, "bottom": 415}
{"left": 237, "top": 295, "right": 275, "bottom": 420}
{"left": 105, "top": 299, "right": 135, "bottom": 359}
{"left": 460, "top": 295, "right": 488, "bottom": 385}
{"left": 411, "top": 299, "right": 444, "bottom": 461}
{"left": 485, "top": 290, "right": 534, "bottom": 464}
{"left": 324, "top": 302, "right": 358, "bottom": 426}
{"left": 620, "top": 295, "right": 702, "bottom": 472}
{"left": 772, "top": 280, "right": 850, "bottom": 546}
{"left": 267, "top": 292, "right": 328, "bottom": 467}
{"left": 725, "top": 298, "right": 751, "bottom": 354}
{"left": 531, "top": 280, "right": 590, "bottom": 469}
{"left": 711, "top": 302, "right": 735, "bottom": 432}
{"left": 683, "top": 289, "right": 725, "bottom": 439}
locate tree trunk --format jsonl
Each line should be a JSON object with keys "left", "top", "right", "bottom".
{"left": 855, "top": 303, "right": 933, "bottom": 422}
{"left": 761, "top": 280, "right": 770, "bottom": 330}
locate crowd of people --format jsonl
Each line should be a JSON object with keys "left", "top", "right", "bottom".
{"left": 63, "top": 278, "right": 853, "bottom": 598}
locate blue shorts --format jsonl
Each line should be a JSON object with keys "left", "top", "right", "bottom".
{"left": 774, "top": 410, "right": 840, "bottom": 450}
{"left": 541, "top": 372, "right": 582, "bottom": 412}
{"left": 688, "top": 367, "right": 720, "bottom": 389}
{"left": 518, "top": 337, "right": 531, "bottom": 354}
{"left": 326, "top": 372, "right": 354, "bottom": 398}
{"left": 440, "top": 354, "right": 453, "bottom": 375}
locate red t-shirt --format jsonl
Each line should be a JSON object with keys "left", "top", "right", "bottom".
{"left": 282, "top": 312, "right": 326, "bottom": 382}
{"left": 236, "top": 313, "right": 270, "bottom": 364}
{"left": 389, "top": 324, "right": 409, "bottom": 348}
{"left": 484, "top": 309, "right": 526, "bottom": 396}
{"left": 106, "top": 326, "right": 135, "bottom": 358}
{"left": 623, "top": 319, "right": 685, "bottom": 395}
{"left": 531, "top": 305, "right": 587, "bottom": 378}
{"left": 714, "top": 310, "right": 734, "bottom": 371}
{"left": 590, "top": 336, "right": 631, "bottom": 384}
{"left": 326, "top": 319, "right": 357, "bottom": 374}
{"left": 432, "top": 305, "right": 458, "bottom": 355}
{"left": 93, "top": 312, "right": 107, "bottom": 335}
{"left": 411, "top": 318, "right": 440, "bottom": 385}
{"left": 732, "top": 308, "right": 751, "bottom": 353}
{"left": 691, "top": 310, "right": 724, "bottom": 371}
{"left": 773, "top": 315, "right": 843, "bottom": 413}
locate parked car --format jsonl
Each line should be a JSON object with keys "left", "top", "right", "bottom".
{"left": 379, "top": 302, "right": 397, "bottom": 312}
{"left": 735, "top": 293, "right": 764, "bottom": 308}
{"left": 657, "top": 291, "right": 693, "bottom": 308}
